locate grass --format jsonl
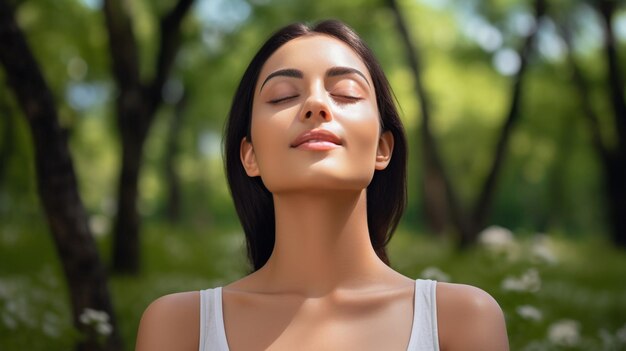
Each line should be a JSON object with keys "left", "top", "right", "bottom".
{"left": 1, "top": 219, "right": 626, "bottom": 350}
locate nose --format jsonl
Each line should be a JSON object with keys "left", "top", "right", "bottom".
{"left": 304, "top": 109, "right": 327, "bottom": 120}
{"left": 301, "top": 86, "right": 332, "bottom": 122}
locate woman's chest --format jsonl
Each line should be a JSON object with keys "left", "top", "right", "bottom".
{"left": 222, "top": 290, "right": 415, "bottom": 351}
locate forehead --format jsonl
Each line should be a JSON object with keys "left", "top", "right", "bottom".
{"left": 257, "top": 34, "right": 371, "bottom": 83}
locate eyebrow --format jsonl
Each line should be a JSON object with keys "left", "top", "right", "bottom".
{"left": 259, "top": 69, "right": 303, "bottom": 91}
{"left": 326, "top": 66, "right": 370, "bottom": 87}
{"left": 259, "top": 66, "right": 371, "bottom": 92}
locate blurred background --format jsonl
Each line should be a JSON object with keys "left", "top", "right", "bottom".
{"left": 1, "top": 0, "right": 625, "bottom": 350}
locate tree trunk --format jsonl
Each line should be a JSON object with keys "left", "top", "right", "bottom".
{"left": 386, "top": 0, "right": 453, "bottom": 235}
{"left": 0, "top": 2, "right": 122, "bottom": 350}
{"left": 0, "top": 95, "right": 14, "bottom": 193}
{"left": 111, "top": 104, "right": 148, "bottom": 273}
{"left": 104, "top": 0, "right": 195, "bottom": 273}
{"left": 387, "top": 0, "right": 545, "bottom": 246}
{"left": 597, "top": 0, "right": 626, "bottom": 247}
{"left": 165, "top": 93, "right": 187, "bottom": 222}
{"left": 605, "top": 156, "right": 626, "bottom": 247}
{"left": 559, "top": 5, "right": 626, "bottom": 248}
{"left": 468, "top": 0, "right": 546, "bottom": 245}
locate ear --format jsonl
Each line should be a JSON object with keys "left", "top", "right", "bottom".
{"left": 375, "top": 131, "right": 394, "bottom": 171}
{"left": 240, "top": 137, "right": 260, "bottom": 177}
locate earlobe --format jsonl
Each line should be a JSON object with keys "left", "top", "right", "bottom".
{"left": 375, "top": 131, "right": 394, "bottom": 170}
{"left": 240, "top": 137, "right": 260, "bottom": 177}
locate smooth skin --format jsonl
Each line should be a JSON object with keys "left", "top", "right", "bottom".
{"left": 136, "top": 35, "right": 509, "bottom": 351}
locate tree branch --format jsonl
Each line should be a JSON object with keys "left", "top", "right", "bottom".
{"left": 150, "top": 0, "right": 195, "bottom": 107}
{"left": 472, "top": 0, "right": 546, "bottom": 231}
{"left": 103, "top": 0, "right": 140, "bottom": 91}
{"left": 597, "top": 0, "right": 626, "bottom": 157}
{"left": 556, "top": 18, "right": 610, "bottom": 161}
{"left": 386, "top": 0, "right": 468, "bottom": 236}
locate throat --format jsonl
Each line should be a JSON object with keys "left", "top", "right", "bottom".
{"left": 260, "top": 190, "right": 385, "bottom": 295}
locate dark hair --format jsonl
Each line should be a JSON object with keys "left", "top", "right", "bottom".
{"left": 224, "top": 19, "right": 407, "bottom": 271}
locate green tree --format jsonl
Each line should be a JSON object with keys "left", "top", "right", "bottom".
{"left": 0, "top": 1, "right": 122, "bottom": 349}
{"left": 557, "top": 0, "right": 626, "bottom": 247}
{"left": 388, "top": 0, "right": 548, "bottom": 246}
{"left": 103, "top": 0, "right": 195, "bottom": 273}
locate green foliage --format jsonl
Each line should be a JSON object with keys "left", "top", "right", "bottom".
{"left": 2, "top": 0, "right": 620, "bottom": 237}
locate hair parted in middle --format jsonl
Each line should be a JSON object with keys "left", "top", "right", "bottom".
{"left": 224, "top": 19, "right": 408, "bottom": 271}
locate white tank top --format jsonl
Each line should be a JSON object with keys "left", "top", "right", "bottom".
{"left": 199, "top": 279, "right": 439, "bottom": 350}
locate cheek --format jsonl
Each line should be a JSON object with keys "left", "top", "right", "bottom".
{"left": 249, "top": 110, "right": 292, "bottom": 174}
{"left": 341, "top": 104, "right": 381, "bottom": 155}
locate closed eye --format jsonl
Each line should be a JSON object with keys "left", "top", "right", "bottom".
{"left": 268, "top": 95, "right": 299, "bottom": 104}
{"left": 331, "top": 94, "right": 362, "bottom": 103}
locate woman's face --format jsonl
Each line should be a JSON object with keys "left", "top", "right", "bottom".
{"left": 241, "top": 34, "right": 393, "bottom": 193}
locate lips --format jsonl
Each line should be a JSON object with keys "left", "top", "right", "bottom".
{"left": 290, "top": 129, "right": 342, "bottom": 150}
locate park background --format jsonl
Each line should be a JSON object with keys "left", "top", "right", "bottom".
{"left": 1, "top": 0, "right": 626, "bottom": 350}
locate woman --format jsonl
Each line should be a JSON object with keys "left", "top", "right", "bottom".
{"left": 136, "top": 20, "right": 509, "bottom": 351}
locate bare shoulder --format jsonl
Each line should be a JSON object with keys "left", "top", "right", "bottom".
{"left": 135, "top": 291, "right": 200, "bottom": 351}
{"left": 436, "top": 282, "right": 509, "bottom": 351}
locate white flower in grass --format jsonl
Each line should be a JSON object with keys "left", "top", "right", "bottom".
{"left": 520, "top": 340, "right": 551, "bottom": 351}
{"left": 79, "top": 308, "right": 113, "bottom": 336}
{"left": 420, "top": 267, "right": 451, "bottom": 282}
{"left": 95, "top": 322, "right": 113, "bottom": 336}
{"left": 2, "top": 311, "right": 17, "bottom": 330}
{"left": 617, "top": 324, "right": 626, "bottom": 344}
{"left": 80, "top": 308, "right": 109, "bottom": 324}
{"left": 42, "top": 312, "right": 61, "bottom": 338}
{"left": 478, "top": 226, "right": 515, "bottom": 252}
{"left": 530, "top": 235, "right": 558, "bottom": 265}
{"left": 599, "top": 328, "right": 617, "bottom": 348}
{"left": 501, "top": 268, "right": 541, "bottom": 293}
{"left": 548, "top": 319, "right": 581, "bottom": 347}
{"left": 516, "top": 305, "right": 543, "bottom": 322}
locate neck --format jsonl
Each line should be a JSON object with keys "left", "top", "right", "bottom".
{"left": 255, "top": 189, "right": 391, "bottom": 297}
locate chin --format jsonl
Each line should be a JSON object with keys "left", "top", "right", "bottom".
{"left": 263, "top": 173, "right": 374, "bottom": 194}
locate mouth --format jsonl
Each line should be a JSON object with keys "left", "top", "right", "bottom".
{"left": 290, "top": 129, "right": 342, "bottom": 150}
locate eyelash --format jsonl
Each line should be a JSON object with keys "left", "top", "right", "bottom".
{"left": 332, "top": 94, "right": 362, "bottom": 102}
{"left": 268, "top": 95, "right": 299, "bottom": 104}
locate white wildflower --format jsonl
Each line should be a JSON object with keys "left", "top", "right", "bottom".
{"left": 2, "top": 311, "right": 17, "bottom": 330}
{"left": 617, "top": 324, "right": 626, "bottom": 344}
{"left": 95, "top": 322, "right": 113, "bottom": 336}
{"left": 79, "top": 308, "right": 113, "bottom": 336}
{"left": 80, "top": 308, "right": 109, "bottom": 325}
{"left": 501, "top": 268, "right": 541, "bottom": 293}
{"left": 420, "top": 266, "right": 451, "bottom": 282}
{"left": 521, "top": 340, "right": 551, "bottom": 351}
{"left": 599, "top": 328, "right": 616, "bottom": 348}
{"left": 42, "top": 312, "right": 61, "bottom": 338}
{"left": 548, "top": 319, "right": 581, "bottom": 347}
{"left": 478, "top": 226, "right": 516, "bottom": 252}
{"left": 6, "top": 297, "right": 35, "bottom": 327}
{"left": 516, "top": 305, "right": 543, "bottom": 322}
{"left": 530, "top": 235, "right": 558, "bottom": 265}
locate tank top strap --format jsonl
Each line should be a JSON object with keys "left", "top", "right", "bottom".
{"left": 406, "top": 279, "right": 440, "bottom": 351}
{"left": 199, "top": 287, "right": 230, "bottom": 351}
